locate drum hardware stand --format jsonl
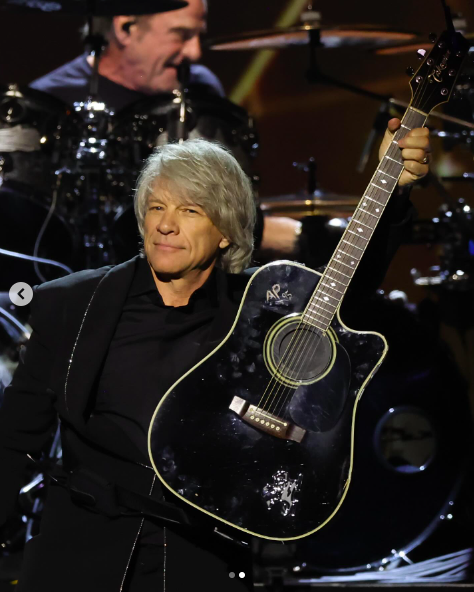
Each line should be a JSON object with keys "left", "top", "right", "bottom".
{"left": 170, "top": 59, "right": 191, "bottom": 143}
{"left": 71, "top": 3, "right": 118, "bottom": 269}
{"left": 293, "top": 157, "right": 317, "bottom": 195}
{"left": 304, "top": 3, "right": 474, "bottom": 138}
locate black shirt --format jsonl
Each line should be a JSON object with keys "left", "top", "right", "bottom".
{"left": 30, "top": 53, "right": 225, "bottom": 112}
{"left": 94, "top": 255, "right": 220, "bottom": 454}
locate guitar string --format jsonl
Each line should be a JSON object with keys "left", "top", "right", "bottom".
{"left": 255, "top": 75, "right": 432, "bottom": 420}
{"left": 266, "top": 106, "right": 425, "bottom": 420}
{"left": 259, "top": 109, "right": 414, "bottom": 419}
{"left": 271, "top": 59, "right": 448, "bottom": 417}
{"left": 268, "top": 99, "right": 430, "bottom": 419}
{"left": 268, "top": 112, "right": 419, "bottom": 421}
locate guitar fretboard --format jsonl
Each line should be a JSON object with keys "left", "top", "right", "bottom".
{"left": 304, "top": 107, "right": 427, "bottom": 332}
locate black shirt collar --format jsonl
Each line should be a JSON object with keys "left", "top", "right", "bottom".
{"left": 130, "top": 255, "right": 220, "bottom": 309}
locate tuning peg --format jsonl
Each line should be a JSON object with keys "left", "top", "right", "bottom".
{"left": 416, "top": 49, "right": 427, "bottom": 60}
{"left": 406, "top": 66, "right": 415, "bottom": 76}
{"left": 429, "top": 32, "right": 438, "bottom": 43}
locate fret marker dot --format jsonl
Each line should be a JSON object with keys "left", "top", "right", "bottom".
{"left": 351, "top": 261, "right": 355, "bottom": 265}
{"left": 376, "top": 208, "right": 380, "bottom": 213}
{"left": 363, "top": 202, "right": 367, "bottom": 206}
{"left": 331, "top": 282, "right": 336, "bottom": 287}
{"left": 324, "top": 297, "right": 329, "bottom": 301}
{"left": 357, "top": 228, "right": 363, "bottom": 233}
{"left": 381, "top": 179, "right": 387, "bottom": 184}
{"left": 337, "top": 255, "right": 341, "bottom": 259}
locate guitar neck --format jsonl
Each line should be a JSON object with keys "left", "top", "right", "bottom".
{"left": 303, "top": 106, "right": 427, "bottom": 332}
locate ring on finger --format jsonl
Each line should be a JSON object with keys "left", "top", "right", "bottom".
{"left": 422, "top": 155, "right": 429, "bottom": 165}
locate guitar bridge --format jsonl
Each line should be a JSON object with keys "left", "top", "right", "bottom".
{"left": 229, "top": 396, "right": 306, "bottom": 443}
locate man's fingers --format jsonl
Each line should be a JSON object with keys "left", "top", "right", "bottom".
{"left": 387, "top": 118, "right": 402, "bottom": 133}
{"left": 403, "top": 160, "right": 429, "bottom": 177}
{"left": 400, "top": 148, "right": 428, "bottom": 162}
{"left": 406, "top": 127, "right": 430, "bottom": 137}
{"left": 398, "top": 128, "right": 430, "bottom": 149}
{"left": 398, "top": 135, "right": 430, "bottom": 151}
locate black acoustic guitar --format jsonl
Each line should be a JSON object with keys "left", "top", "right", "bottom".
{"left": 149, "top": 31, "right": 468, "bottom": 541}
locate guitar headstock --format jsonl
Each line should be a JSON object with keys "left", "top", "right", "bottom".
{"left": 410, "top": 30, "right": 469, "bottom": 114}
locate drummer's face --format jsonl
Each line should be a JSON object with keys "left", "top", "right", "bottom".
{"left": 143, "top": 184, "right": 230, "bottom": 279}
{"left": 126, "top": 0, "right": 206, "bottom": 93}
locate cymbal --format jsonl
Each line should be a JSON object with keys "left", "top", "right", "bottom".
{"left": 261, "top": 192, "right": 359, "bottom": 219}
{"left": 208, "top": 25, "right": 417, "bottom": 52}
{"left": 375, "top": 33, "right": 474, "bottom": 56}
{"left": 1, "top": 0, "right": 187, "bottom": 16}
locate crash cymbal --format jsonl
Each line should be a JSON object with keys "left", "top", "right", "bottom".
{"left": 261, "top": 192, "right": 359, "bottom": 219}
{"left": 1, "top": 0, "right": 187, "bottom": 15}
{"left": 375, "top": 33, "right": 474, "bottom": 56}
{"left": 208, "top": 25, "right": 417, "bottom": 52}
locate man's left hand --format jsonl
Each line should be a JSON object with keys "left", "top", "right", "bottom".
{"left": 379, "top": 118, "right": 431, "bottom": 187}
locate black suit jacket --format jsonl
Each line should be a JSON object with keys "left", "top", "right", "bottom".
{"left": 0, "top": 255, "right": 255, "bottom": 591}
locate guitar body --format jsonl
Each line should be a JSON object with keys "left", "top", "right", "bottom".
{"left": 149, "top": 261, "right": 387, "bottom": 540}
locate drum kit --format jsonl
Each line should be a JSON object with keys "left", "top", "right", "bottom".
{"left": 0, "top": 0, "right": 474, "bottom": 586}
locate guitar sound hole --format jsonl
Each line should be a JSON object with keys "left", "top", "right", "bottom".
{"left": 268, "top": 317, "right": 334, "bottom": 384}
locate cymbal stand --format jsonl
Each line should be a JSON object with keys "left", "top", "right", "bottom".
{"left": 71, "top": 4, "right": 116, "bottom": 269}
{"left": 169, "top": 59, "right": 191, "bottom": 143}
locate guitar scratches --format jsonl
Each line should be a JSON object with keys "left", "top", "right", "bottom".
{"left": 263, "top": 470, "right": 303, "bottom": 517}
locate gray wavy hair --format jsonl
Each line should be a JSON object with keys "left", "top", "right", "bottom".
{"left": 134, "top": 138, "right": 256, "bottom": 274}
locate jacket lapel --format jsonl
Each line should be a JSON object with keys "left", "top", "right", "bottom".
{"left": 63, "top": 256, "right": 139, "bottom": 424}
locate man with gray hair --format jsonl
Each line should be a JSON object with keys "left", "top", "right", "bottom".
{"left": 0, "top": 139, "right": 257, "bottom": 591}
{"left": 0, "top": 128, "right": 430, "bottom": 590}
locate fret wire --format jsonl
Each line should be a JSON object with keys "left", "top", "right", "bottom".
{"left": 319, "top": 281, "right": 345, "bottom": 295}
{"left": 385, "top": 155, "right": 403, "bottom": 166}
{"left": 365, "top": 193, "right": 387, "bottom": 209}
{"left": 308, "top": 298, "right": 335, "bottom": 315}
{"left": 371, "top": 182, "right": 391, "bottom": 194}
{"left": 379, "top": 170, "right": 399, "bottom": 181}
{"left": 342, "top": 239, "right": 363, "bottom": 251}
{"left": 351, "top": 218, "right": 373, "bottom": 230}
{"left": 358, "top": 207, "right": 378, "bottom": 219}
{"left": 333, "top": 258, "right": 357, "bottom": 270}
{"left": 327, "top": 265, "right": 352, "bottom": 279}
{"left": 313, "top": 296, "right": 337, "bottom": 309}
{"left": 364, "top": 194, "right": 387, "bottom": 210}
{"left": 373, "top": 172, "right": 397, "bottom": 190}
{"left": 337, "top": 248, "right": 360, "bottom": 261}
{"left": 303, "top": 316, "right": 328, "bottom": 330}
{"left": 317, "top": 290, "right": 339, "bottom": 303}
{"left": 305, "top": 310, "right": 331, "bottom": 324}
{"left": 366, "top": 187, "right": 390, "bottom": 208}
{"left": 311, "top": 104, "right": 425, "bottom": 317}
{"left": 362, "top": 195, "right": 384, "bottom": 206}
{"left": 321, "top": 273, "right": 346, "bottom": 287}
{"left": 307, "top": 307, "right": 333, "bottom": 321}
{"left": 346, "top": 229, "right": 369, "bottom": 241}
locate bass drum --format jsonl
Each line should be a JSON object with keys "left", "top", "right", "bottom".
{"left": 261, "top": 294, "right": 472, "bottom": 574}
{"left": 0, "top": 85, "right": 80, "bottom": 288}
{"left": 110, "top": 92, "right": 259, "bottom": 262}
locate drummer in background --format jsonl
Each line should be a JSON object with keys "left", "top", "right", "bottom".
{"left": 29, "top": 0, "right": 301, "bottom": 256}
